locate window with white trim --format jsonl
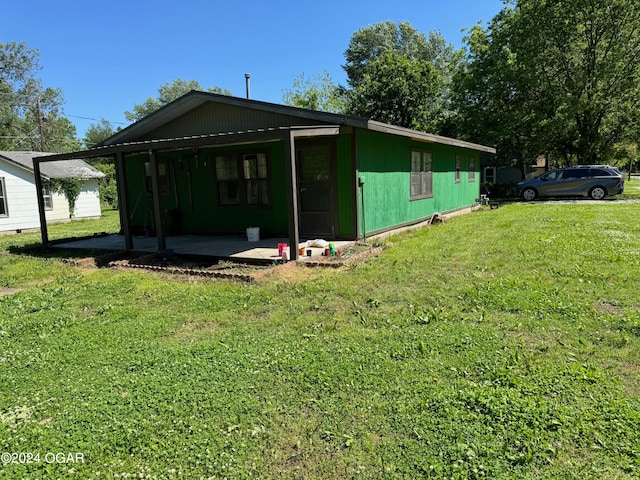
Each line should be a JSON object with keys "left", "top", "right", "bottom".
{"left": 215, "top": 152, "right": 269, "bottom": 206}
{"left": 469, "top": 157, "right": 476, "bottom": 182}
{"left": 410, "top": 150, "right": 433, "bottom": 199}
{"left": 0, "top": 177, "right": 7, "bottom": 216}
{"left": 484, "top": 166, "right": 496, "bottom": 184}
{"left": 455, "top": 155, "right": 461, "bottom": 183}
{"left": 42, "top": 181, "right": 53, "bottom": 210}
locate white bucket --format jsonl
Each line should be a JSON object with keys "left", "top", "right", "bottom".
{"left": 246, "top": 227, "right": 260, "bottom": 242}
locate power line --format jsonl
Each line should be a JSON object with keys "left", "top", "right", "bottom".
{"left": 64, "top": 114, "right": 128, "bottom": 125}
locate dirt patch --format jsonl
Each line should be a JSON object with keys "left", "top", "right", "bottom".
{"left": 57, "top": 243, "right": 385, "bottom": 282}
{"left": 0, "top": 288, "right": 22, "bottom": 297}
{"left": 299, "top": 243, "right": 385, "bottom": 268}
{"left": 108, "top": 253, "right": 273, "bottom": 282}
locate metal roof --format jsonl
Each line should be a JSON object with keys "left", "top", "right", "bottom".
{"left": 0, "top": 151, "right": 105, "bottom": 179}
{"left": 102, "top": 90, "right": 496, "bottom": 154}
{"left": 34, "top": 92, "right": 496, "bottom": 164}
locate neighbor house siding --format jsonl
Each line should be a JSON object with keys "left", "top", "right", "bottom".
{"left": 0, "top": 161, "right": 41, "bottom": 232}
{"left": 73, "top": 179, "right": 102, "bottom": 218}
{"left": 44, "top": 192, "right": 70, "bottom": 223}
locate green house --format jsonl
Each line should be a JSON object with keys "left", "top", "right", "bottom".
{"left": 35, "top": 91, "right": 495, "bottom": 260}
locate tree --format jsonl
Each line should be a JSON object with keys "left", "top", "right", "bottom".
{"left": 83, "top": 119, "right": 116, "bottom": 148}
{"left": 124, "top": 79, "right": 232, "bottom": 122}
{"left": 0, "top": 42, "right": 79, "bottom": 152}
{"left": 347, "top": 51, "right": 441, "bottom": 131}
{"left": 83, "top": 120, "right": 119, "bottom": 209}
{"left": 453, "top": 0, "right": 640, "bottom": 168}
{"left": 0, "top": 41, "right": 39, "bottom": 85}
{"left": 451, "top": 18, "right": 542, "bottom": 175}
{"left": 283, "top": 70, "right": 346, "bottom": 113}
{"left": 342, "top": 21, "right": 461, "bottom": 132}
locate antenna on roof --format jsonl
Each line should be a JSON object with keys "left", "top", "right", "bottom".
{"left": 244, "top": 73, "right": 251, "bottom": 99}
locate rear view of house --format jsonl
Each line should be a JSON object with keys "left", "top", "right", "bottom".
{"left": 0, "top": 151, "right": 104, "bottom": 233}
{"left": 35, "top": 91, "right": 495, "bottom": 258}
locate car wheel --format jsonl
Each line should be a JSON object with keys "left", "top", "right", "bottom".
{"left": 588, "top": 186, "right": 607, "bottom": 200}
{"left": 521, "top": 187, "right": 538, "bottom": 201}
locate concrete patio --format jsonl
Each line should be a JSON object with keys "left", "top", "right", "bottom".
{"left": 51, "top": 234, "right": 354, "bottom": 262}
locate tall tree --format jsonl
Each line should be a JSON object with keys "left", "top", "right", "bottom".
{"left": 83, "top": 119, "right": 116, "bottom": 148}
{"left": 0, "top": 42, "right": 78, "bottom": 152}
{"left": 342, "top": 21, "right": 461, "bottom": 132}
{"left": 82, "top": 119, "right": 119, "bottom": 208}
{"left": 283, "top": 70, "right": 346, "bottom": 113}
{"left": 125, "top": 79, "right": 232, "bottom": 122}
{"left": 348, "top": 51, "right": 441, "bottom": 131}
{"left": 454, "top": 0, "right": 640, "bottom": 167}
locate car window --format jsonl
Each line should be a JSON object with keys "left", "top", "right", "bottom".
{"left": 590, "top": 168, "right": 609, "bottom": 176}
{"left": 543, "top": 171, "right": 561, "bottom": 180}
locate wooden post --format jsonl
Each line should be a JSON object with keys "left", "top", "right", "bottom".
{"left": 148, "top": 150, "right": 166, "bottom": 251}
{"left": 115, "top": 151, "right": 133, "bottom": 250}
{"left": 33, "top": 158, "right": 49, "bottom": 245}
{"left": 284, "top": 132, "right": 300, "bottom": 260}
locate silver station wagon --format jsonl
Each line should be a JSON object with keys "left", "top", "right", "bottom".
{"left": 514, "top": 165, "right": 624, "bottom": 200}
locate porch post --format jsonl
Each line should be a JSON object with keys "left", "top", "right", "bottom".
{"left": 148, "top": 149, "right": 166, "bottom": 251}
{"left": 115, "top": 151, "right": 133, "bottom": 250}
{"left": 285, "top": 131, "right": 300, "bottom": 260}
{"left": 33, "top": 158, "right": 49, "bottom": 245}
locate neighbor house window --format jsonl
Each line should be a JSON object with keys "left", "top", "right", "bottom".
{"left": 484, "top": 166, "right": 496, "bottom": 184}
{"left": 469, "top": 157, "right": 476, "bottom": 182}
{"left": 42, "top": 181, "right": 53, "bottom": 210}
{"left": 410, "top": 151, "right": 433, "bottom": 199}
{"left": 455, "top": 155, "right": 462, "bottom": 183}
{"left": 0, "top": 177, "right": 7, "bottom": 216}
{"left": 215, "top": 152, "right": 269, "bottom": 206}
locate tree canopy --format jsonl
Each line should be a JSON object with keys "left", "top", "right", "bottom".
{"left": 124, "top": 79, "right": 232, "bottom": 122}
{"left": 347, "top": 51, "right": 441, "bottom": 131}
{"left": 453, "top": 0, "right": 640, "bottom": 167}
{"left": 283, "top": 70, "right": 345, "bottom": 114}
{"left": 343, "top": 21, "right": 460, "bottom": 131}
{"left": 0, "top": 41, "right": 79, "bottom": 152}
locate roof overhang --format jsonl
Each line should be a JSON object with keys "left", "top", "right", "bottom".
{"left": 33, "top": 125, "right": 342, "bottom": 163}
{"left": 367, "top": 121, "right": 497, "bottom": 154}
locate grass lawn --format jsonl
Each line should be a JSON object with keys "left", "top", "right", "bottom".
{"left": 1, "top": 204, "right": 639, "bottom": 479}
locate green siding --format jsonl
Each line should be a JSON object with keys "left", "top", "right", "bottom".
{"left": 335, "top": 134, "right": 356, "bottom": 237}
{"left": 124, "top": 142, "right": 290, "bottom": 236}
{"left": 123, "top": 129, "right": 481, "bottom": 240}
{"left": 356, "top": 129, "right": 480, "bottom": 235}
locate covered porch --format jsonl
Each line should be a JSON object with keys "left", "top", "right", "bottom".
{"left": 34, "top": 125, "right": 346, "bottom": 261}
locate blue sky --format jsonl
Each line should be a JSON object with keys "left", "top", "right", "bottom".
{"left": 3, "top": 0, "right": 505, "bottom": 139}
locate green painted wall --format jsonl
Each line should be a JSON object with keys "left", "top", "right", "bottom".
{"left": 125, "top": 135, "right": 357, "bottom": 239}
{"left": 123, "top": 129, "right": 480, "bottom": 240}
{"left": 356, "top": 129, "right": 480, "bottom": 235}
{"left": 335, "top": 134, "right": 356, "bottom": 238}
{"left": 124, "top": 142, "right": 290, "bottom": 236}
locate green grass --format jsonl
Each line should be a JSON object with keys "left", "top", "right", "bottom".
{"left": 1, "top": 205, "right": 639, "bottom": 479}
{"left": 621, "top": 176, "right": 640, "bottom": 199}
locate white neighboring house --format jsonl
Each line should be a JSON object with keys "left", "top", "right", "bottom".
{"left": 0, "top": 151, "right": 105, "bottom": 233}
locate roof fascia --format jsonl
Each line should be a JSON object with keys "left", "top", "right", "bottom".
{"left": 35, "top": 128, "right": 294, "bottom": 162}
{"left": 367, "top": 120, "right": 497, "bottom": 154}
{"left": 0, "top": 154, "right": 35, "bottom": 174}
{"left": 35, "top": 125, "right": 343, "bottom": 164}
